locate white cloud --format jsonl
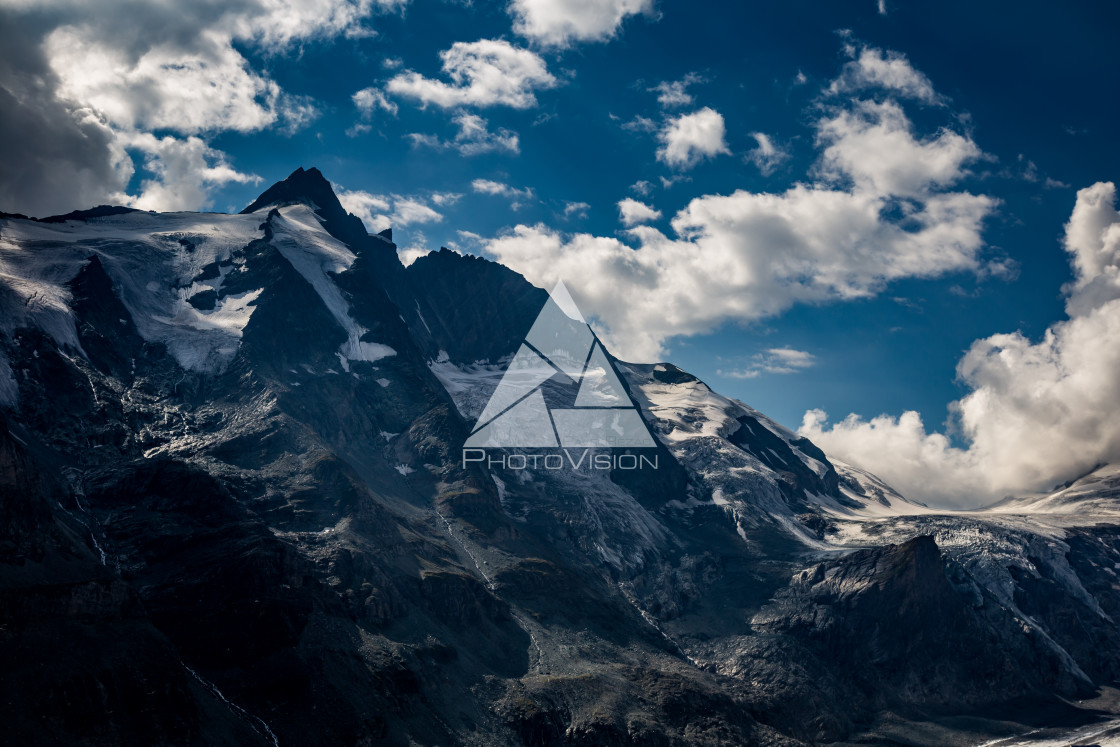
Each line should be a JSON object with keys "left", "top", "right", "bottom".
{"left": 719, "top": 348, "right": 815, "bottom": 379}
{"left": 472, "top": 179, "right": 515, "bottom": 195}
{"left": 563, "top": 201, "right": 590, "bottom": 219}
{"left": 617, "top": 197, "right": 662, "bottom": 226}
{"left": 353, "top": 87, "right": 398, "bottom": 117}
{"left": 483, "top": 75, "right": 993, "bottom": 362}
{"left": 656, "top": 107, "right": 730, "bottom": 170}
{"left": 398, "top": 247, "right": 431, "bottom": 266}
{"left": 829, "top": 46, "right": 942, "bottom": 105}
{"left": 385, "top": 39, "right": 555, "bottom": 109}
{"left": 224, "top": 0, "right": 407, "bottom": 47}
{"left": 800, "top": 182, "right": 1120, "bottom": 508}
{"left": 1063, "top": 180, "right": 1120, "bottom": 311}
{"left": 472, "top": 179, "right": 535, "bottom": 208}
{"left": 429, "top": 191, "right": 463, "bottom": 206}
{"left": 338, "top": 188, "right": 444, "bottom": 233}
{"left": 486, "top": 181, "right": 993, "bottom": 361}
{"left": 39, "top": 0, "right": 399, "bottom": 137}
{"left": 456, "top": 229, "right": 486, "bottom": 249}
{"left": 392, "top": 197, "right": 444, "bottom": 226}
{"left": 744, "top": 132, "right": 788, "bottom": 176}
{"left": 45, "top": 26, "right": 293, "bottom": 136}
{"left": 631, "top": 180, "right": 653, "bottom": 196}
{"left": 124, "top": 132, "right": 261, "bottom": 212}
{"left": 815, "top": 99, "right": 981, "bottom": 198}
{"left": 337, "top": 189, "right": 391, "bottom": 227}
{"left": 622, "top": 115, "right": 659, "bottom": 133}
{"left": 509, "top": 0, "right": 653, "bottom": 47}
{"left": 650, "top": 73, "right": 703, "bottom": 108}
{"left": 0, "top": 0, "right": 401, "bottom": 214}
{"left": 407, "top": 111, "right": 519, "bottom": 155}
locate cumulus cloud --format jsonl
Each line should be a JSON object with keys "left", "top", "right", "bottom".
{"left": 429, "top": 191, "right": 462, "bottom": 207}
{"left": 486, "top": 182, "right": 992, "bottom": 360}
{"left": 829, "top": 46, "right": 942, "bottom": 105}
{"left": 337, "top": 188, "right": 444, "bottom": 233}
{"left": 509, "top": 0, "right": 653, "bottom": 47}
{"left": 744, "top": 132, "right": 789, "bottom": 176}
{"left": 719, "top": 348, "right": 816, "bottom": 379}
{"left": 125, "top": 132, "right": 261, "bottom": 212}
{"left": 815, "top": 99, "right": 981, "bottom": 198}
{"left": 407, "top": 112, "right": 519, "bottom": 155}
{"left": 650, "top": 73, "right": 703, "bottom": 109}
{"left": 353, "top": 87, "right": 398, "bottom": 117}
{"left": 656, "top": 107, "right": 730, "bottom": 170}
{"left": 44, "top": 25, "right": 306, "bottom": 136}
{"left": 617, "top": 197, "right": 662, "bottom": 226}
{"left": 801, "top": 182, "right": 1120, "bottom": 508}
{"left": 337, "top": 189, "right": 391, "bottom": 226}
{"left": 563, "top": 201, "right": 590, "bottom": 219}
{"left": 347, "top": 87, "right": 397, "bottom": 137}
{"left": 385, "top": 39, "right": 555, "bottom": 109}
{"left": 397, "top": 246, "right": 434, "bottom": 266}
{"left": 483, "top": 54, "right": 994, "bottom": 362}
{"left": 391, "top": 197, "right": 444, "bottom": 226}
{"left": 0, "top": 0, "right": 397, "bottom": 215}
{"left": 1063, "top": 181, "right": 1120, "bottom": 312}
{"left": 34, "top": 0, "right": 391, "bottom": 136}
{"left": 472, "top": 178, "right": 535, "bottom": 208}
{"left": 0, "top": 12, "right": 131, "bottom": 216}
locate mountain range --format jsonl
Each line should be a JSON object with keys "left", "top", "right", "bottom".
{"left": 2, "top": 167, "right": 1119, "bottom": 746}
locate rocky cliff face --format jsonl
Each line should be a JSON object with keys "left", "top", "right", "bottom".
{"left": 1, "top": 167, "right": 1118, "bottom": 745}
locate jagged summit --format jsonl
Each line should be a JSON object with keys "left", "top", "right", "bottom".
{"left": 241, "top": 166, "right": 339, "bottom": 215}
{"left": 241, "top": 166, "right": 375, "bottom": 247}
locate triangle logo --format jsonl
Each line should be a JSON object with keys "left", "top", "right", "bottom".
{"left": 464, "top": 281, "right": 657, "bottom": 449}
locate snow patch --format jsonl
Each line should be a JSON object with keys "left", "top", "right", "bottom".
{"left": 415, "top": 301, "right": 433, "bottom": 335}
{"left": 269, "top": 206, "right": 396, "bottom": 364}
{"left": 427, "top": 357, "right": 511, "bottom": 419}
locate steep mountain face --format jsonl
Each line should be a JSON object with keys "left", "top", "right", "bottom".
{"left": 1, "top": 167, "right": 1118, "bottom": 746}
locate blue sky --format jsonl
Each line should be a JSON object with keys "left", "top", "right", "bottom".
{"left": 2, "top": 0, "right": 1119, "bottom": 505}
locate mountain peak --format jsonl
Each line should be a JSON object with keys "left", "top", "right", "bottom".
{"left": 241, "top": 166, "right": 339, "bottom": 216}
{"left": 242, "top": 166, "right": 378, "bottom": 248}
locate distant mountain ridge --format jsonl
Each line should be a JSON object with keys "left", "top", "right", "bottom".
{"left": 1, "top": 167, "right": 1118, "bottom": 745}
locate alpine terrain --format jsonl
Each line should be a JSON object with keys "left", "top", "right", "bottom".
{"left": 2, "top": 167, "right": 1119, "bottom": 746}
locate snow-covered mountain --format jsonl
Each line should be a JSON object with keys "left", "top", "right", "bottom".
{"left": 2, "top": 167, "right": 1119, "bottom": 746}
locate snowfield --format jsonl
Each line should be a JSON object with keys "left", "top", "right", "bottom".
{"left": 269, "top": 205, "right": 395, "bottom": 364}
{"left": 0, "top": 204, "right": 397, "bottom": 377}
{"left": 0, "top": 210, "right": 266, "bottom": 371}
